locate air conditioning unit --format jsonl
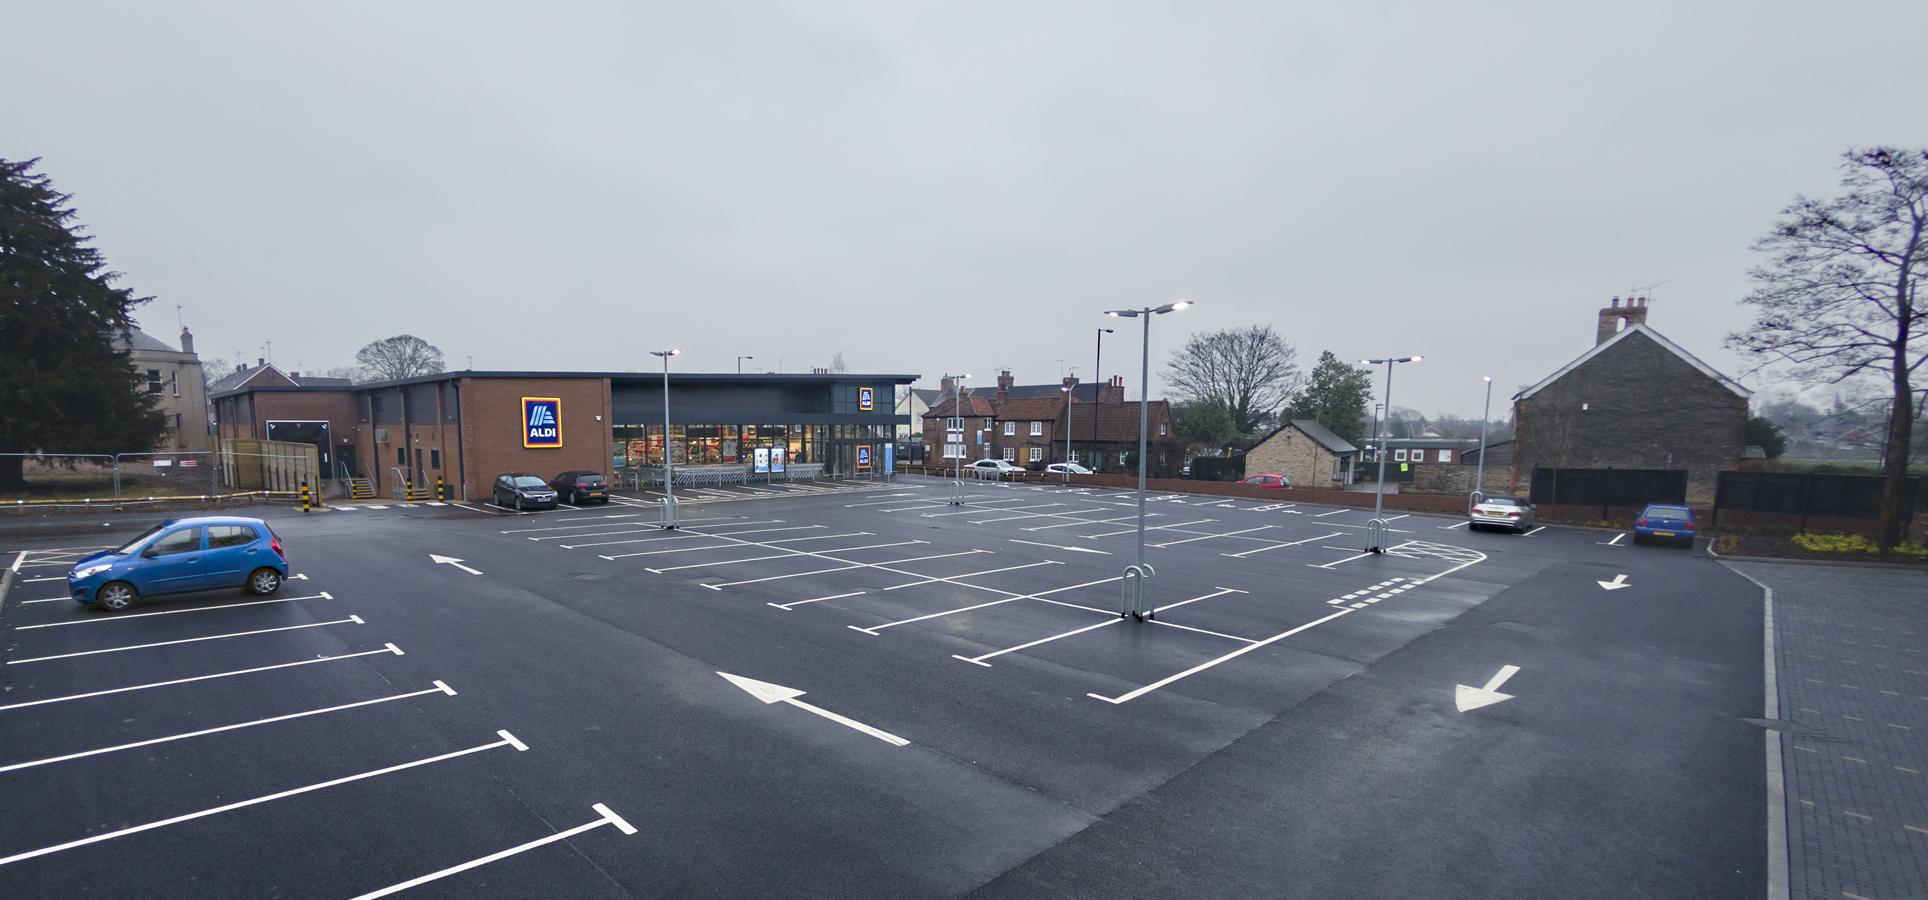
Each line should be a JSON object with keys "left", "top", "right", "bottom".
{"left": 374, "top": 429, "right": 388, "bottom": 443}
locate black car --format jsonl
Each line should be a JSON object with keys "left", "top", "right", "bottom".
{"left": 493, "top": 473, "right": 560, "bottom": 510}
{"left": 551, "top": 471, "right": 610, "bottom": 505}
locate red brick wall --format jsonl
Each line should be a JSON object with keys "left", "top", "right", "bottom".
{"left": 457, "top": 377, "right": 614, "bottom": 501}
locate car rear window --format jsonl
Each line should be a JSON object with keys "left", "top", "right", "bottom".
{"left": 513, "top": 476, "right": 548, "bottom": 488}
{"left": 579, "top": 475, "right": 605, "bottom": 485}
{"left": 1646, "top": 506, "right": 1690, "bottom": 518}
{"left": 1485, "top": 498, "right": 1517, "bottom": 507}
{"left": 208, "top": 525, "right": 258, "bottom": 548}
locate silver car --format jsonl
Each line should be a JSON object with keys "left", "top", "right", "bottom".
{"left": 1470, "top": 495, "right": 1536, "bottom": 533}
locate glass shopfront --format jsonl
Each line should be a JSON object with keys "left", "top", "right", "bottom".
{"left": 613, "top": 424, "right": 827, "bottom": 467}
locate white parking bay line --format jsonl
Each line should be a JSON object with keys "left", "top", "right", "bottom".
{"left": 349, "top": 804, "right": 637, "bottom": 900}
{"left": 1312, "top": 509, "right": 1350, "bottom": 517}
{"left": 1083, "top": 518, "right": 1215, "bottom": 538}
{"left": 851, "top": 575, "right": 1119, "bottom": 634}
{"left": 14, "top": 593, "right": 332, "bottom": 629}
{"left": 0, "top": 682, "right": 457, "bottom": 773}
{"left": 1008, "top": 539, "right": 1111, "bottom": 555}
{"left": 1309, "top": 552, "right": 1372, "bottom": 569}
{"left": 0, "top": 730, "right": 528, "bottom": 868}
{"left": 0, "top": 645, "right": 404, "bottom": 712}
{"left": 1088, "top": 608, "right": 1357, "bottom": 705}
{"left": 5, "top": 616, "right": 366, "bottom": 665}
{"left": 1221, "top": 531, "right": 1346, "bottom": 558}
{"left": 769, "top": 591, "right": 866, "bottom": 611}
{"left": 707, "top": 549, "right": 984, "bottom": 589}
{"left": 881, "top": 560, "right": 1062, "bottom": 591}
{"left": 1151, "top": 525, "right": 1275, "bottom": 548}
{"left": 646, "top": 541, "right": 923, "bottom": 573}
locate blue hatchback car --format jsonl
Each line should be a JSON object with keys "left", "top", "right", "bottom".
{"left": 1633, "top": 504, "right": 1698, "bottom": 547}
{"left": 68, "top": 516, "right": 288, "bottom": 612}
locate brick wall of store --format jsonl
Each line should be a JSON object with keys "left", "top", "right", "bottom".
{"left": 1512, "top": 330, "right": 1745, "bottom": 505}
{"left": 1243, "top": 428, "right": 1340, "bottom": 487}
{"left": 218, "top": 391, "right": 358, "bottom": 443}
{"left": 456, "top": 377, "right": 613, "bottom": 501}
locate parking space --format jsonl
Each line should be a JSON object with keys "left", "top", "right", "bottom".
{"left": 0, "top": 545, "right": 637, "bottom": 899}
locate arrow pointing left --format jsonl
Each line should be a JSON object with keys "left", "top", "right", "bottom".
{"left": 719, "top": 672, "right": 909, "bottom": 746}
{"left": 430, "top": 554, "right": 482, "bottom": 575}
{"left": 1455, "top": 665, "right": 1520, "bottom": 712}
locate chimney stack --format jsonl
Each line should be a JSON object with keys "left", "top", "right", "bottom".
{"left": 179, "top": 327, "right": 195, "bottom": 354}
{"left": 996, "top": 370, "right": 1014, "bottom": 401}
{"left": 1098, "top": 375, "right": 1125, "bottom": 405}
{"left": 940, "top": 376, "right": 954, "bottom": 395}
{"left": 1596, "top": 296, "right": 1650, "bottom": 345}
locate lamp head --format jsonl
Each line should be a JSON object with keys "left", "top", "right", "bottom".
{"left": 1104, "top": 310, "right": 1138, "bottom": 318}
{"left": 1100, "top": 328, "right": 1114, "bottom": 333}
{"left": 1154, "top": 300, "right": 1193, "bottom": 314}
{"left": 1483, "top": 376, "right": 1492, "bottom": 383}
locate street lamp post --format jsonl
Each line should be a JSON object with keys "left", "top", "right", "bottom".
{"left": 651, "top": 349, "right": 681, "bottom": 528}
{"left": 1061, "top": 377, "right": 1079, "bottom": 484}
{"left": 1473, "top": 376, "right": 1493, "bottom": 511}
{"left": 944, "top": 373, "right": 970, "bottom": 505}
{"left": 1360, "top": 355, "right": 1422, "bottom": 552}
{"left": 737, "top": 356, "right": 754, "bottom": 374}
{"left": 1104, "top": 301, "right": 1192, "bottom": 620}
{"left": 1090, "top": 328, "right": 1113, "bottom": 471}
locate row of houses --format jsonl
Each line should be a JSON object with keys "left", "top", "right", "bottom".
{"left": 913, "top": 372, "right": 1178, "bottom": 472}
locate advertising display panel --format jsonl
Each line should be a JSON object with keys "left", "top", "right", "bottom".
{"left": 857, "top": 445, "right": 871, "bottom": 470}
{"left": 754, "top": 447, "right": 770, "bottom": 473}
{"left": 523, "top": 398, "right": 562, "bottom": 448}
{"left": 884, "top": 443, "right": 894, "bottom": 474}
{"left": 770, "top": 447, "right": 786, "bottom": 473}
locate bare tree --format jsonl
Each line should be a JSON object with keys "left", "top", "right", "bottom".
{"left": 355, "top": 335, "right": 446, "bottom": 382}
{"left": 829, "top": 351, "right": 849, "bottom": 374}
{"left": 1164, "top": 325, "right": 1300, "bottom": 435}
{"left": 1728, "top": 147, "right": 1927, "bottom": 549}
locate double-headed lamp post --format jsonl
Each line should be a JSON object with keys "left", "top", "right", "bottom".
{"left": 651, "top": 349, "right": 681, "bottom": 528}
{"left": 1473, "top": 376, "right": 1493, "bottom": 510}
{"left": 1360, "top": 355, "right": 1422, "bottom": 552}
{"left": 944, "top": 373, "right": 970, "bottom": 505}
{"left": 1104, "top": 300, "right": 1193, "bottom": 620}
{"left": 1061, "top": 376, "right": 1079, "bottom": 484}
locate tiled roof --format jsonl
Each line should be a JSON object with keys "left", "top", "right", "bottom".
{"left": 1289, "top": 419, "right": 1358, "bottom": 454}
{"left": 1071, "top": 400, "right": 1172, "bottom": 443}
{"left": 990, "top": 397, "right": 1070, "bottom": 421}
{"left": 1001, "top": 384, "right": 1102, "bottom": 402}
{"left": 112, "top": 328, "right": 181, "bottom": 354}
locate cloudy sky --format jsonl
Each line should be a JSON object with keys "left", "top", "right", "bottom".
{"left": 7, "top": 1, "right": 1925, "bottom": 417}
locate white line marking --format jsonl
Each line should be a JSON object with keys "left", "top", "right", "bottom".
{"left": 0, "top": 731, "right": 525, "bottom": 867}
{"left": 1310, "top": 552, "right": 1373, "bottom": 569}
{"left": 1151, "top": 525, "right": 1275, "bottom": 548}
{"left": 0, "top": 684, "right": 455, "bottom": 773}
{"left": 644, "top": 540, "right": 922, "bottom": 572}
{"left": 705, "top": 550, "right": 983, "bottom": 589}
{"left": 9, "top": 551, "right": 27, "bottom": 573}
{"left": 1312, "top": 508, "right": 1350, "bottom": 517}
{"left": 881, "top": 560, "right": 1062, "bottom": 591}
{"left": 6, "top": 617, "right": 365, "bottom": 665}
{"left": 1083, "top": 518, "right": 1215, "bottom": 538}
{"left": 955, "top": 618, "right": 1121, "bottom": 665}
{"left": 718, "top": 672, "right": 909, "bottom": 745}
{"left": 1605, "top": 533, "right": 1627, "bottom": 545}
{"left": 1148, "top": 620, "right": 1256, "bottom": 642}
{"left": 1442, "top": 521, "right": 1470, "bottom": 530}
{"left": 0, "top": 646, "right": 404, "bottom": 712}
{"left": 15, "top": 594, "right": 331, "bottom": 629}
{"left": 1524, "top": 525, "right": 1546, "bottom": 536}
{"left": 852, "top": 575, "right": 1119, "bottom": 633}
{"left": 1089, "top": 609, "right": 1356, "bottom": 704}
{"left": 1221, "top": 531, "right": 1346, "bottom": 558}
{"left": 1007, "top": 539, "right": 1111, "bottom": 555}
{"left": 349, "top": 805, "right": 638, "bottom": 900}
{"left": 769, "top": 591, "right": 866, "bottom": 611}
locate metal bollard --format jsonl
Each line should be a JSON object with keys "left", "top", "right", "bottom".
{"left": 300, "top": 480, "right": 311, "bottom": 513}
{"left": 437, "top": 476, "right": 446, "bottom": 501}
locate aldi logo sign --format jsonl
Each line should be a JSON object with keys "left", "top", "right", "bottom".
{"left": 523, "top": 398, "right": 562, "bottom": 447}
{"left": 857, "top": 445, "right": 871, "bottom": 470}
{"left": 859, "top": 387, "right": 875, "bottom": 411}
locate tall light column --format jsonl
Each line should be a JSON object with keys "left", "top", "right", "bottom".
{"left": 651, "top": 349, "right": 680, "bottom": 528}
{"left": 1061, "top": 377, "right": 1078, "bottom": 484}
{"left": 737, "top": 356, "right": 754, "bottom": 374}
{"left": 1104, "top": 301, "right": 1192, "bottom": 620}
{"left": 944, "top": 373, "right": 970, "bottom": 505}
{"left": 1360, "top": 355, "right": 1422, "bottom": 552}
{"left": 1473, "top": 376, "right": 1493, "bottom": 509}
{"left": 1090, "top": 328, "right": 1112, "bottom": 470}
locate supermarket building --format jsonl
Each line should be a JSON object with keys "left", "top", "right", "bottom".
{"left": 210, "top": 371, "right": 917, "bottom": 500}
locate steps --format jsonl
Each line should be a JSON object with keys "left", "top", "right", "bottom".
{"left": 348, "top": 478, "right": 376, "bottom": 500}
{"left": 404, "top": 486, "right": 433, "bottom": 501}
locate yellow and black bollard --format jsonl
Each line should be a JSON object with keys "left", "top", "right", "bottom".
{"left": 437, "top": 476, "right": 446, "bottom": 501}
{"left": 300, "top": 480, "right": 311, "bottom": 513}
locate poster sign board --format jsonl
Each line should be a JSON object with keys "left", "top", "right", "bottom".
{"left": 884, "top": 444, "right": 894, "bottom": 474}
{"left": 857, "top": 446, "right": 871, "bottom": 470}
{"left": 859, "top": 387, "right": 874, "bottom": 411}
{"left": 523, "top": 398, "right": 562, "bottom": 447}
{"left": 770, "top": 447, "right": 786, "bottom": 473}
{"left": 754, "top": 447, "right": 770, "bottom": 473}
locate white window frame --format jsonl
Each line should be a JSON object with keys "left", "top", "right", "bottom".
{"left": 1004, "top": 421, "right": 1015, "bottom": 436}
{"left": 1003, "top": 447, "right": 1016, "bottom": 461}
{"left": 944, "top": 443, "right": 965, "bottom": 459}
{"left": 946, "top": 417, "right": 964, "bottom": 431}
{"left": 1438, "top": 449, "right": 1451, "bottom": 462}
{"left": 1028, "top": 446, "right": 1044, "bottom": 462}
{"left": 1394, "top": 449, "right": 1407, "bottom": 462}
{"left": 1029, "top": 421, "right": 1042, "bottom": 436}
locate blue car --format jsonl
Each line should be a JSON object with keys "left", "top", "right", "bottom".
{"left": 68, "top": 516, "right": 288, "bottom": 612}
{"left": 1633, "top": 504, "right": 1698, "bottom": 547}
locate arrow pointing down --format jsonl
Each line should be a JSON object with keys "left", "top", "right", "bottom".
{"left": 1455, "top": 665, "right": 1521, "bottom": 712}
{"left": 719, "top": 672, "right": 909, "bottom": 746}
{"left": 1597, "top": 573, "right": 1630, "bottom": 590}
{"left": 430, "top": 554, "right": 483, "bottom": 575}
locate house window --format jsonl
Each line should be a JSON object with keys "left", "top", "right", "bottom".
{"left": 1028, "top": 446, "right": 1044, "bottom": 462}
{"left": 1003, "top": 421, "right": 1015, "bottom": 435}
{"left": 430, "top": 450, "right": 441, "bottom": 470}
{"left": 944, "top": 443, "right": 965, "bottom": 458}
{"left": 146, "top": 370, "right": 163, "bottom": 394}
{"left": 1159, "top": 423, "right": 1167, "bottom": 436}
{"left": 946, "top": 417, "right": 963, "bottom": 431}
{"left": 170, "top": 371, "right": 179, "bottom": 397}
{"left": 1029, "top": 421, "right": 1042, "bottom": 436}
{"left": 1003, "top": 447, "right": 1016, "bottom": 461}
{"left": 1438, "top": 449, "right": 1451, "bottom": 463}
{"left": 1394, "top": 449, "right": 1407, "bottom": 462}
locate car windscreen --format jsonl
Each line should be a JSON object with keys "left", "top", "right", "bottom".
{"left": 513, "top": 476, "right": 548, "bottom": 488}
{"left": 112, "top": 523, "right": 169, "bottom": 555}
{"left": 1646, "top": 506, "right": 1690, "bottom": 518}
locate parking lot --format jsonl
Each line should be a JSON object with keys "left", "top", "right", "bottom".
{"left": 1, "top": 476, "right": 1776, "bottom": 898}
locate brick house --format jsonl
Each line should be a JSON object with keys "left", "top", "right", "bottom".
{"left": 921, "top": 371, "right": 1173, "bottom": 472}
{"left": 1510, "top": 298, "right": 1749, "bottom": 504}
{"left": 1243, "top": 419, "right": 1359, "bottom": 487}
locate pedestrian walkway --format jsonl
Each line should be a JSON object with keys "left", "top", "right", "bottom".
{"left": 1727, "top": 561, "right": 1928, "bottom": 900}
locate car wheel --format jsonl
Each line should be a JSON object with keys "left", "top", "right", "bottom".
{"left": 96, "top": 581, "right": 137, "bottom": 612}
{"left": 1632, "top": 533, "right": 1645, "bottom": 545}
{"left": 514, "top": 496, "right": 523, "bottom": 512}
{"left": 247, "top": 568, "right": 282, "bottom": 595}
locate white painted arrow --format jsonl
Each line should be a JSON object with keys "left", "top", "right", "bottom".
{"left": 718, "top": 672, "right": 909, "bottom": 746}
{"left": 1597, "top": 573, "right": 1630, "bottom": 590}
{"left": 1455, "top": 665, "right": 1521, "bottom": 712}
{"left": 429, "top": 554, "right": 482, "bottom": 575}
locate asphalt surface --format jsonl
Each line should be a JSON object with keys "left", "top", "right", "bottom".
{"left": 0, "top": 477, "right": 1770, "bottom": 898}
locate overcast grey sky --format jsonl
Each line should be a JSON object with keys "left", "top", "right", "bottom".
{"left": 7, "top": 1, "right": 1926, "bottom": 417}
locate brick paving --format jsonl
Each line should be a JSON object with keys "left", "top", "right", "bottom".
{"left": 1732, "top": 563, "right": 1928, "bottom": 900}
